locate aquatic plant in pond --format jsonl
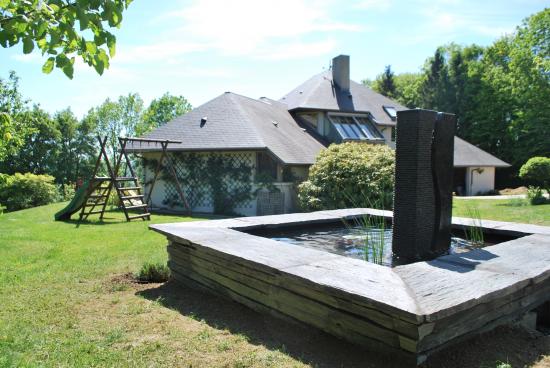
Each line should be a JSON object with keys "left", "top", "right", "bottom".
{"left": 464, "top": 206, "right": 484, "bottom": 246}
{"left": 342, "top": 191, "right": 390, "bottom": 265}
{"left": 344, "top": 214, "right": 388, "bottom": 265}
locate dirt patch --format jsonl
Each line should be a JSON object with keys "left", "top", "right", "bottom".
{"left": 500, "top": 186, "right": 529, "bottom": 195}
{"left": 78, "top": 276, "right": 550, "bottom": 367}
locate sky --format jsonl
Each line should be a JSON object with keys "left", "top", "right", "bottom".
{"left": 1, "top": 0, "right": 547, "bottom": 118}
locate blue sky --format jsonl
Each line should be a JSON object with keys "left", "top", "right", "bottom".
{"left": 1, "top": 0, "right": 547, "bottom": 117}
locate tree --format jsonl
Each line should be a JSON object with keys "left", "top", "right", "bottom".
{"left": 0, "top": 105, "right": 60, "bottom": 175}
{"left": 519, "top": 157, "right": 550, "bottom": 193}
{"left": 0, "top": 0, "right": 133, "bottom": 78}
{"left": 393, "top": 72, "right": 423, "bottom": 108}
{"left": 420, "top": 47, "right": 452, "bottom": 111}
{"left": 85, "top": 93, "right": 143, "bottom": 164}
{"left": 0, "top": 71, "right": 32, "bottom": 160}
{"left": 377, "top": 65, "right": 397, "bottom": 98}
{"left": 136, "top": 93, "right": 192, "bottom": 135}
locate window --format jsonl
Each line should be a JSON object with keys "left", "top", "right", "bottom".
{"left": 383, "top": 106, "right": 397, "bottom": 121}
{"left": 391, "top": 127, "right": 396, "bottom": 142}
{"left": 328, "top": 114, "right": 384, "bottom": 141}
{"left": 355, "top": 117, "right": 384, "bottom": 140}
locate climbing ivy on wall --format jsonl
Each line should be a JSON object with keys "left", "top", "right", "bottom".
{"left": 144, "top": 152, "right": 255, "bottom": 215}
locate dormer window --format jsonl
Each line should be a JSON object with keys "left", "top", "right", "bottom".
{"left": 328, "top": 114, "right": 384, "bottom": 141}
{"left": 383, "top": 106, "right": 397, "bottom": 121}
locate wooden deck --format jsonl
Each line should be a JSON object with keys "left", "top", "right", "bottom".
{"left": 151, "top": 209, "right": 550, "bottom": 365}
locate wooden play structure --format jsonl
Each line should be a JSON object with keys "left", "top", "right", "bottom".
{"left": 55, "top": 136, "right": 188, "bottom": 222}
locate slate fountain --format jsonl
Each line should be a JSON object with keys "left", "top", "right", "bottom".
{"left": 151, "top": 109, "right": 550, "bottom": 365}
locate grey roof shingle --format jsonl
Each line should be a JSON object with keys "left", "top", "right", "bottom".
{"left": 127, "top": 92, "right": 325, "bottom": 165}
{"left": 130, "top": 68, "right": 509, "bottom": 168}
{"left": 279, "top": 70, "right": 407, "bottom": 126}
{"left": 454, "top": 136, "right": 510, "bottom": 167}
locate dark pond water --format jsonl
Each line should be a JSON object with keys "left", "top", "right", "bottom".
{"left": 252, "top": 224, "right": 490, "bottom": 267}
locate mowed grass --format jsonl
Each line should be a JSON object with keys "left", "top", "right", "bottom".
{"left": 1, "top": 203, "right": 549, "bottom": 368}
{"left": 453, "top": 198, "right": 550, "bottom": 226}
{"left": 0, "top": 203, "right": 307, "bottom": 367}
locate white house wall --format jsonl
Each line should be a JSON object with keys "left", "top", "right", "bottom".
{"left": 466, "top": 166, "right": 495, "bottom": 195}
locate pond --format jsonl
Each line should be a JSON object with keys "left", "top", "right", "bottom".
{"left": 249, "top": 222, "right": 493, "bottom": 267}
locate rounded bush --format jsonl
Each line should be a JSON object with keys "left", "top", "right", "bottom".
{"left": 0, "top": 173, "right": 59, "bottom": 212}
{"left": 519, "top": 156, "right": 550, "bottom": 192}
{"left": 298, "top": 142, "right": 395, "bottom": 211}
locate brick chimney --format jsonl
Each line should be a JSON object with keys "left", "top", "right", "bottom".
{"left": 332, "top": 55, "right": 350, "bottom": 92}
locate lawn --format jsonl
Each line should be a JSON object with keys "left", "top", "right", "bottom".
{"left": 0, "top": 203, "right": 549, "bottom": 368}
{"left": 453, "top": 198, "right": 550, "bottom": 226}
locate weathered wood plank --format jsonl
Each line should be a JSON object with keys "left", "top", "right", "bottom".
{"left": 168, "top": 241, "right": 422, "bottom": 332}
{"left": 168, "top": 252, "right": 413, "bottom": 351}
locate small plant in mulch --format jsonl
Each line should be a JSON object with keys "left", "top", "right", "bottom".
{"left": 135, "top": 262, "right": 171, "bottom": 283}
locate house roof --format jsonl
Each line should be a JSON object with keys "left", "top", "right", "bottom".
{"left": 454, "top": 136, "right": 510, "bottom": 168}
{"left": 279, "top": 70, "right": 407, "bottom": 126}
{"left": 127, "top": 92, "right": 325, "bottom": 165}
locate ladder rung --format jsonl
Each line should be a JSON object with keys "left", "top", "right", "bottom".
{"left": 115, "top": 177, "right": 137, "bottom": 181}
{"left": 119, "top": 186, "right": 141, "bottom": 191}
{"left": 128, "top": 213, "right": 151, "bottom": 220}
{"left": 85, "top": 202, "right": 106, "bottom": 207}
{"left": 89, "top": 194, "right": 108, "bottom": 198}
{"left": 93, "top": 177, "right": 112, "bottom": 181}
{"left": 125, "top": 204, "right": 148, "bottom": 210}
{"left": 87, "top": 210, "right": 104, "bottom": 215}
{"left": 120, "top": 194, "right": 144, "bottom": 200}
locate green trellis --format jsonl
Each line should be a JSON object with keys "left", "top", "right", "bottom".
{"left": 146, "top": 152, "right": 255, "bottom": 215}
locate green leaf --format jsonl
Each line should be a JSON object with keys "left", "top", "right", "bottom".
{"left": 0, "top": 0, "right": 10, "bottom": 7}
{"left": 106, "top": 34, "right": 116, "bottom": 57}
{"left": 56, "top": 54, "right": 69, "bottom": 68}
{"left": 85, "top": 41, "right": 97, "bottom": 54}
{"left": 62, "top": 63, "right": 74, "bottom": 79}
{"left": 23, "top": 38, "right": 34, "bottom": 54}
{"left": 42, "top": 57, "right": 55, "bottom": 74}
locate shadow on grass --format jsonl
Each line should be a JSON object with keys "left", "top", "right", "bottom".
{"left": 137, "top": 280, "right": 405, "bottom": 368}
{"left": 137, "top": 280, "right": 549, "bottom": 368}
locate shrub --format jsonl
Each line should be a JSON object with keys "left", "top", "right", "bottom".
{"left": 58, "top": 183, "right": 76, "bottom": 201}
{"left": 135, "top": 262, "right": 171, "bottom": 283}
{"left": 298, "top": 143, "right": 395, "bottom": 211}
{"left": 519, "top": 157, "right": 550, "bottom": 193}
{"left": 526, "top": 186, "right": 548, "bottom": 205}
{"left": 0, "top": 173, "right": 59, "bottom": 212}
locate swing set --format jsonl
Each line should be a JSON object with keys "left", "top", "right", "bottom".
{"left": 54, "top": 136, "right": 190, "bottom": 222}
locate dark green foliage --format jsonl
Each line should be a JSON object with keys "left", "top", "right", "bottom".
{"left": 0, "top": 172, "right": 59, "bottom": 211}
{"left": 375, "top": 65, "right": 397, "bottom": 98}
{"left": 136, "top": 93, "right": 192, "bottom": 135}
{"left": 298, "top": 142, "right": 395, "bottom": 211}
{"left": 0, "top": 71, "right": 32, "bottom": 161}
{"left": 526, "top": 186, "right": 548, "bottom": 205}
{"left": 0, "top": 0, "right": 133, "bottom": 78}
{"left": 135, "top": 262, "right": 171, "bottom": 283}
{"left": 152, "top": 152, "right": 254, "bottom": 216}
{"left": 0, "top": 105, "right": 96, "bottom": 184}
{"left": 519, "top": 157, "right": 550, "bottom": 193}
{"left": 366, "top": 9, "right": 550, "bottom": 182}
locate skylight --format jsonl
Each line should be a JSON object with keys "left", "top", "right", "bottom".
{"left": 383, "top": 106, "right": 397, "bottom": 121}
{"left": 328, "top": 115, "right": 384, "bottom": 141}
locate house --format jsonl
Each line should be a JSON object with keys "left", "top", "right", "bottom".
{"left": 129, "top": 55, "right": 510, "bottom": 216}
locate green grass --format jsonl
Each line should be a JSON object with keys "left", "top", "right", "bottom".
{"left": 453, "top": 198, "right": 550, "bottom": 226}
{"left": 1, "top": 202, "right": 549, "bottom": 368}
{"left": 0, "top": 203, "right": 319, "bottom": 368}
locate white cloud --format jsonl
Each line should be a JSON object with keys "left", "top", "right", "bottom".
{"left": 255, "top": 39, "right": 337, "bottom": 60}
{"left": 156, "top": 0, "right": 361, "bottom": 58}
{"left": 12, "top": 53, "right": 42, "bottom": 63}
{"left": 354, "top": 0, "right": 392, "bottom": 11}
